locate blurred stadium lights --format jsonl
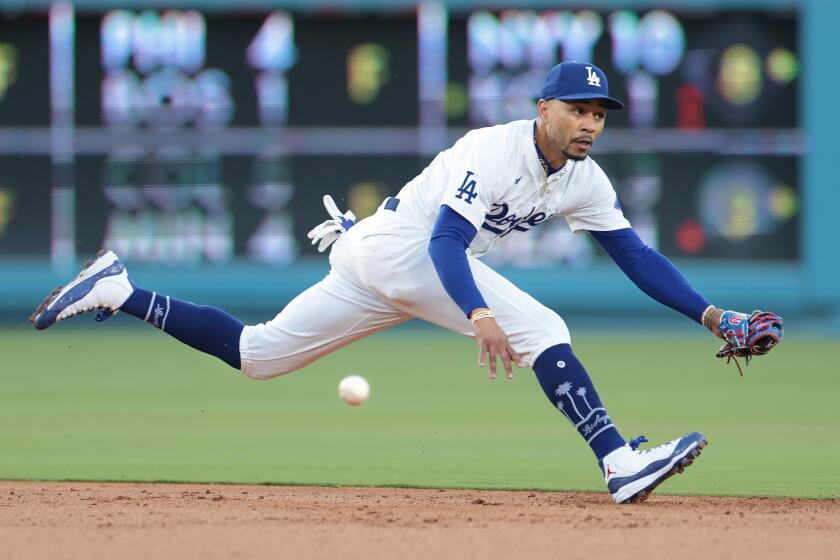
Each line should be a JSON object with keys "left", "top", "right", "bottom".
{"left": 0, "top": 0, "right": 837, "bottom": 328}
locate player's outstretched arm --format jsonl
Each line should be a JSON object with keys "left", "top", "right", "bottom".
{"left": 590, "top": 228, "right": 784, "bottom": 368}
{"left": 590, "top": 227, "right": 710, "bottom": 325}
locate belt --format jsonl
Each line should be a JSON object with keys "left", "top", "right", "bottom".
{"left": 384, "top": 197, "right": 400, "bottom": 211}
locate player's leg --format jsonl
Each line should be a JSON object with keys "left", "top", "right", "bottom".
{"left": 238, "top": 268, "right": 410, "bottom": 379}
{"left": 32, "top": 250, "right": 245, "bottom": 368}
{"left": 119, "top": 286, "right": 244, "bottom": 369}
{"left": 376, "top": 248, "right": 705, "bottom": 503}
{"left": 389, "top": 256, "right": 628, "bottom": 458}
{"left": 31, "top": 250, "right": 409, "bottom": 377}
{"left": 530, "top": 343, "right": 705, "bottom": 503}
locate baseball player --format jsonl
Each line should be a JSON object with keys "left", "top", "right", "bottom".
{"left": 31, "top": 61, "right": 783, "bottom": 503}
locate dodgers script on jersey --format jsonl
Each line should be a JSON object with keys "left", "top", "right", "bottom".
{"left": 392, "top": 119, "right": 631, "bottom": 256}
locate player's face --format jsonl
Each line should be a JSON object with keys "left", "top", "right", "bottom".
{"left": 540, "top": 99, "right": 607, "bottom": 161}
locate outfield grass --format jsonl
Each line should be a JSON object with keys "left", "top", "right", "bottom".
{"left": 1, "top": 323, "right": 838, "bottom": 498}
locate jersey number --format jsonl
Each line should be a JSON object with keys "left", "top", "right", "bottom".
{"left": 455, "top": 171, "right": 478, "bottom": 204}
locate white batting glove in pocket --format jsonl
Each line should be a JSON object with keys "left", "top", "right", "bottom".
{"left": 306, "top": 195, "right": 357, "bottom": 252}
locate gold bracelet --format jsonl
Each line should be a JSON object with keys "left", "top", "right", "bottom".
{"left": 470, "top": 310, "right": 495, "bottom": 324}
{"left": 701, "top": 305, "right": 717, "bottom": 330}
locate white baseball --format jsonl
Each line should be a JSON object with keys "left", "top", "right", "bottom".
{"left": 338, "top": 375, "right": 370, "bottom": 406}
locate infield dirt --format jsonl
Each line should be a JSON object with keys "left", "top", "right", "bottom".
{"left": 1, "top": 482, "right": 837, "bottom": 559}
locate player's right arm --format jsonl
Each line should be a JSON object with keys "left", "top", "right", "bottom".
{"left": 428, "top": 206, "right": 523, "bottom": 380}
{"left": 427, "top": 137, "right": 522, "bottom": 380}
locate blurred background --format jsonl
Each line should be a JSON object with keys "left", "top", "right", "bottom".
{"left": 1, "top": 1, "right": 839, "bottom": 497}
{"left": 0, "top": 0, "right": 836, "bottom": 328}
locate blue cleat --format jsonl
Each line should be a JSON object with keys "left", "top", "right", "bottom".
{"left": 600, "top": 431, "right": 707, "bottom": 504}
{"left": 30, "top": 250, "right": 134, "bottom": 330}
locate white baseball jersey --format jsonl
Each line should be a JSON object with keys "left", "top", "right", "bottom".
{"left": 240, "top": 119, "right": 630, "bottom": 379}
{"left": 393, "top": 119, "right": 630, "bottom": 256}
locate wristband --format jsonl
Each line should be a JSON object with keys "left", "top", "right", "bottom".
{"left": 701, "top": 305, "right": 718, "bottom": 330}
{"left": 470, "top": 309, "right": 495, "bottom": 324}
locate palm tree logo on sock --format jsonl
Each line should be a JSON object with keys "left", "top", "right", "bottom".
{"left": 554, "top": 381, "right": 611, "bottom": 440}
{"left": 576, "top": 386, "right": 592, "bottom": 410}
{"left": 556, "top": 400, "right": 571, "bottom": 421}
{"left": 555, "top": 381, "right": 585, "bottom": 423}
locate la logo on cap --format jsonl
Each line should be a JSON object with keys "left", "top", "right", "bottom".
{"left": 586, "top": 66, "right": 601, "bottom": 87}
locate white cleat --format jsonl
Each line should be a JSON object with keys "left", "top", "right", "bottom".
{"left": 601, "top": 432, "right": 707, "bottom": 504}
{"left": 30, "top": 250, "right": 134, "bottom": 330}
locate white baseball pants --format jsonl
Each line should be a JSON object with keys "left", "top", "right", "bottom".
{"left": 239, "top": 207, "right": 570, "bottom": 379}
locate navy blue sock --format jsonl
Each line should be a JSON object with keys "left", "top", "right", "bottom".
{"left": 120, "top": 287, "right": 244, "bottom": 370}
{"left": 533, "top": 344, "right": 626, "bottom": 460}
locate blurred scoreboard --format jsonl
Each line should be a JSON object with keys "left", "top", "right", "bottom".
{"left": 0, "top": 5, "right": 800, "bottom": 266}
{"left": 448, "top": 10, "right": 798, "bottom": 128}
{"left": 75, "top": 11, "right": 419, "bottom": 128}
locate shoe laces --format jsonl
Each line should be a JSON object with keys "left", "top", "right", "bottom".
{"left": 629, "top": 434, "right": 676, "bottom": 456}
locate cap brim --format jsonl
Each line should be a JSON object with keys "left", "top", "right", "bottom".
{"left": 544, "top": 93, "right": 624, "bottom": 110}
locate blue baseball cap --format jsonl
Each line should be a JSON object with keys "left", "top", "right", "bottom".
{"left": 540, "top": 61, "right": 624, "bottom": 110}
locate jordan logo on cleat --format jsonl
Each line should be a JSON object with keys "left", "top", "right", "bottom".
{"left": 606, "top": 466, "right": 616, "bottom": 478}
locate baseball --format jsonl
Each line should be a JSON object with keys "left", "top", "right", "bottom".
{"left": 338, "top": 375, "right": 370, "bottom": 406}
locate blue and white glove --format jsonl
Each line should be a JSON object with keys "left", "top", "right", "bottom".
{"left": 306, "top": 195, "right": 357, "bottom": 252}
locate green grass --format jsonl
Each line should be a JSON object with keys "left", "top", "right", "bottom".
{"left": 1, "top": 324, "right": 838, "bottom": 498}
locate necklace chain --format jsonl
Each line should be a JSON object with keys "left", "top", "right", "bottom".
{"left": 533, "top": 133, "right": 553, "bottom": 177}
{"left": 533, "top": 123, "right": 568, "bottom": 194}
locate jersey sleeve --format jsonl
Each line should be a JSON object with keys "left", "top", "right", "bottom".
{"left": 563, "top": 166, "right": 631, "bottom": 233}
{"left": 439, "top": 136, "right": 507, "bottom": 231}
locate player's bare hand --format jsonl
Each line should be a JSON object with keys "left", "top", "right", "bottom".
{"left": 472, "top": 316, "right": 524, "bottom": 380}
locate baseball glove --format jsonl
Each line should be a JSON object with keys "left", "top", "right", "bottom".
{"left": 715, "top": 310, "right": 784, "bottom": 375}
